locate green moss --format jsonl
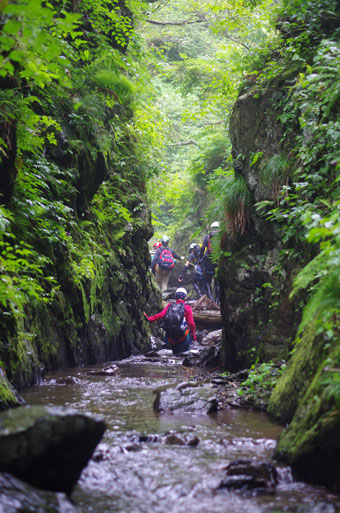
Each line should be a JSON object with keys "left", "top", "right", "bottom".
{"left": 80, "top": 283, "right": 90, "bottom": 324}
{"left": 274, "top": 340, "right": 340, "bottom": 488}
{"left": 0, "top": 383, "right": 17, "bottom": 410}
{"left": 268, "top": 320, "right": 324, "bottom": 424}
{"left": 258, "top": 153, "right": 290, "bottom": 199}
{"left": 0, "top": 368, "right": 22, "bottom": 410}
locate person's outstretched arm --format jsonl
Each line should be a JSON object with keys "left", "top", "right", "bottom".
{"left": 171, "top": 248, "right": 183, "bottom": 260}
{"left": 144, "top": 304, "right": 169, "bottom": 322}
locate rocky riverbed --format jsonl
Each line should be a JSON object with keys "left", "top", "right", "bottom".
{"left": 8, "top": 338, "right": 339, "bottom": 513}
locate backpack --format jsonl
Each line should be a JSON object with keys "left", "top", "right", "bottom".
{"left": 164, "top": 302, "right": 186, "bottom": 340}
{"left": 159, "top": 248, "right": 175, "bottom": 270}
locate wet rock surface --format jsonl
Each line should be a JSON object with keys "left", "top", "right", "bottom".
{"left": 0, "top": 472, "right": 80, "bottom": 513}
{"left": 153, "top": 382, "right": 218, "bottom": 414}
{"left": 0, "top": 368, "right": 25, "bottom": 411}
{"left": 0, "top": 405, "right": 106, "bottom": 494}
{"left": 182, "top": 344, "right": 221, "bottom": 368}
{"left": 88, "top": 364, "right": 120, "bottom": 376}
{"left": 200, "top": 329, "right": 222, "bottom": 346}
{"left": 130, "top": 431, "right": 200, "bottom": 447}
{"left": 218, "top": 459, "right": 278, "bottom": 495}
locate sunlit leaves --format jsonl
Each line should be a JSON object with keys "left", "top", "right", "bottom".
{"left": 138, "top": 0, "right": 279, "bottom": 239}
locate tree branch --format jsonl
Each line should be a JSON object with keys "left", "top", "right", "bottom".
{"left": 145, "top": 17, "right": 206, "bottom": 27}
{"left": 167, "top": 140, "right": 199, "bottom": 147}
{"left": 197, "top": 120, "right": 226, "bottom": 128}
{"left": 225, "top": 34, "right": 250, "bottom": 50}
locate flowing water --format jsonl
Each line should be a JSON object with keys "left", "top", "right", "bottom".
{"left": 22, "top": 353, "right": 340, "bottom": 513}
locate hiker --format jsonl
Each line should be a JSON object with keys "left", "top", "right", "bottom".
{"left": 151, "top": 235, "right": 182, "bottom": 292}
{"left": 178, "top": 243, "right": 206, "bottom": 299}
{"left": 150, "top": 241, "right": 161, "bottom": 266}
{"left": 200, "top": 221, "right": 220, "bottom": 304}
{"left": 144, "top": 287, "right": 196, "bottom": 354}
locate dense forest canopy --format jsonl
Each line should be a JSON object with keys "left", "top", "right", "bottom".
{"left": 136, "top": 0, "right": 280, "bottom": 246}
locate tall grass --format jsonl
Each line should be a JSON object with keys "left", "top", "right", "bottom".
{"left": 224, "top": 175, "right": 251, "bottom": 236}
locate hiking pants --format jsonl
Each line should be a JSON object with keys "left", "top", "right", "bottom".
{"left": 193, "top": 272, "right": 205, "bottom": 298}
{"left": 165, "top": 333, "right": 191, "bottom": 355}
{"left": 155, "top": 267, "right": 171, "bottom": 292}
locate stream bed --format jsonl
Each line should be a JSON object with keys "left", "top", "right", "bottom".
{"left": 22, "top": 352, "right": 340, "bottom": 513}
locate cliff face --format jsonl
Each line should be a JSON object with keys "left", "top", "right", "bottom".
{"left": 219, "top": 75, "right": 303, "bottom": 371}
{"left": 0, "top": 107, "right": 159, "bottom": 392}
{"left": 0, "top": 0, "right": 161, "bottom": 396}
{"left": 219, "top": 0, "right": 340, "bottom": 491}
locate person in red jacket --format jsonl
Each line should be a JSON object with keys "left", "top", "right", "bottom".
{"left": 144, "top": 288, "right": 196, "bottom": 355}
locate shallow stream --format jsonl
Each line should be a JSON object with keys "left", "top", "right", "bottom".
{"left": 22, "top": 353, "right": 340, "bottom": 513}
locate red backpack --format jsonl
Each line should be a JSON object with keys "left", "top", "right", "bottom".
{"left": 159, "top": 248, "right": 175, "bottom": 269}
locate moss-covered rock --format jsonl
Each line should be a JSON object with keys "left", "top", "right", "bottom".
{"left": 0, "top": 1, "right": 162, "bottom": 399}
{"left": 274, "top": 340, "right": 340, "bottom": 492}
{"left": 219, "top": 73, "right": 305, "bottom": 372}
{"left": 268, "top": 321, "right": 325, "bottom": 424}
{"left": 0, "top": 405, "right": 106, "bottom": 494}
{"left": 0, "top": 368, "right": 25, "bottom": 411}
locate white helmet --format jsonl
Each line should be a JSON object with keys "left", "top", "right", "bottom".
{"left": 189, "top": 242, "right": 198, "bottom": 250}
{"left": 210, "top": 221, "right": 220, "bottom": 229}
{"left": 176, "top": 287, "right": 187, "bottom": 297}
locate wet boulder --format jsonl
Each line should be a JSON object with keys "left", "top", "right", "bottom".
{"left": 218, "top": 459, "right": 278, "bottom": 495}
{"left": 164, "top": 432, "right": 200, "bottom": 446}
{"left": 0, "top": 472, "right": 80, "bottom": 513}
{"left": 144, "top": 350, "right": 161, "bottom": 358}
{"left": 88, "top": 364, "right": 120, "bottom": 376}
{"left": 182, "top": 344, "right": 221, "bottom": 368}
{"left": 153, "top": 383, "right": 218, "bottom": 414}
{"left": 201, "top": 329, "right": 222, "bottom": 346}
{"left": 128, "top": 431, "right": 200, "bottom": 447}
{"left": 0, "top": 405, "right": 106, "bottom": 494}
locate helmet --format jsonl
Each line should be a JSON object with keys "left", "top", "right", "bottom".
{"left": 175, "top": 287, "right": 187, "bottom": 299}
{"left": 189, "top": 242, "right": 198, "bottom": 250}
{"left": 210, "top": 221, "right": 220, "bottom": 235}
{"left": 153, "top": 242, "right": 161, "bottom": 249}
{"left": 161, "top": 235, "right": 170, "bottom": 246}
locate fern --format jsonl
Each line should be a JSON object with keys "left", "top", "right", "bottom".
{"left": 92, "top": 71, "right": 135, "bottom": 102}
{"left": 258, "top": 153, "right": 290, "bottom": 201}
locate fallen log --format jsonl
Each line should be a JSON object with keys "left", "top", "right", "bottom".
{"left": 191, "top": 295, "right": 222, "bottom": 327}
{"left": 193, "top": 310, "right": 222, "bottom": 325}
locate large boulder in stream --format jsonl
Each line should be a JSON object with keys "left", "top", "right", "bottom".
{"left": 218, "top": 459, "right": 278, "bottom": 495}
{"left": 0, "top": 405, "right": 106, "bottom": 494}
{"left": 182, "top": 344, "right": 221, "bottom": 368}
{"left": 153, "top": 382, "right": 218, "bottom": 414}
{"left": 0, "top": 472, "right": 80, "bottom": 513}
